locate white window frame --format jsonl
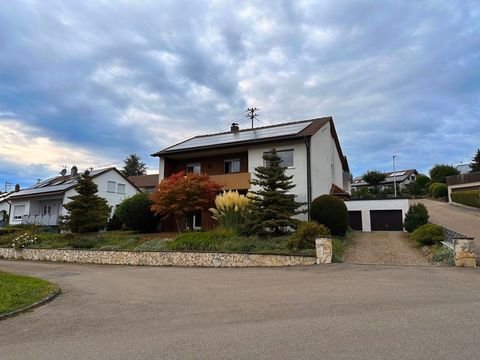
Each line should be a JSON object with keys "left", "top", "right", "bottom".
{"left": 224, "top": 159, "right": 241, "bottom": 174}
{"left": 13, "top": 205, "right": 25, "bottom": 220}
{"left": 117, "top": 183, "right": 126, "bottom": 194}
{"left": 186, "top": 162, "right": 201, "bottom": 174}
{"left": 107, "top": 181, "right": 116, "bottom": 193}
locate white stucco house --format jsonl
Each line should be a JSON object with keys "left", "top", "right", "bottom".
{"left": 3, "top": 166, "right": 139, "bottom": 226}
{"left": 151, "top": 116, "right": 351, "bottom": 230}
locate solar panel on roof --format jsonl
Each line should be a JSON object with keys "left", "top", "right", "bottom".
{"left": 166, "top": 122, "right": 312, "bottom": 151}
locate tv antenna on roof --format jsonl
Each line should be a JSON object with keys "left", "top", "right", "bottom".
{"left": 247, "top": 107, "right": 259, "bottom": 129}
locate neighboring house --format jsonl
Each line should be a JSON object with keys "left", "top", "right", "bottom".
{"left": 6, "top": 166, "right": 139, "bottom": 226}
{"left": 0, "top": 191, "right": 13, "bottom": 227}
{"left": 152, "top": 116, "right": 351, "bottom": 230}
{"left": 127, "top": 174, "right": 159, "bottom": 193}
{"left": 446, "top": 172, "right": 480, "bottom": 203}
{"left": 351, "top": 169, "right": 418, "bottom": 192}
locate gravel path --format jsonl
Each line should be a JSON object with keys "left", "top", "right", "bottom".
{"left": 343, "top": 231, "right": 430, "bottom": 266}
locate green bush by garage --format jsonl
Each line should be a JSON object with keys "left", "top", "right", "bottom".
{"left": 310, "top": 195, "right": 348, "bottom": 236}
{"left": 412, "top": 223, "right": 444, "bottom": 246}
{"left": 451, "top": 190, "right": 480, "bottom": 209}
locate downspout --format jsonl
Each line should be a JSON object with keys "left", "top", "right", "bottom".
{"left": 304, "top": 137, "right": 312, "bottom": 220}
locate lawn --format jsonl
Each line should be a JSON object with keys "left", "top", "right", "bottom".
{"left": 0, "top": 271, "right": 58, "bottom": 316}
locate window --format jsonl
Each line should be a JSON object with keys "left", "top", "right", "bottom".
{"left": 117, "top": 183, "right": 126, "bottom": 194}
{"left": 264, "top": 149, "right": 294, "bottom": 167}
{"left": 107, "top": 181, "right": 116, "bottom": 193}
{"left": 42, "top": 205, "right": 52, "bottom": 216}
{"left": 186, "top": 162, "right": 201, "bottom": 174}
{"left": 224, "top": 159, "right": 240, "bottom": 174}
{"left": 13, "top": 205, "right": 25, "bottom": 220}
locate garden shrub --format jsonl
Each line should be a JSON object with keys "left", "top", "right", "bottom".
{"left": 106, "top": 213, "right": 123, "bottom": 231}
{"left": 431, "top": 247, "right": 455, "bottom": 266}
{"left": 288, "top": 221, "right": 330, "bottom": 250}
{"left": 209, "top": 191, "right": 251, "bottom": 229}
{"left": 451, "top": 190, "right": 480, "bottom": 208}
{"left": 115, "top": 193, "right": 159, "bottom": 233}
{"left": 403, "top": 203, "right": 429, "bottom": 232}
{"left": 429, "top": 183, "right": 448, "bottom": 199}
{"left": 310, "top": 195, "right": 348, "bottom": 236}
{"left": 412, "top": 223, "right": 444, "bottom": 246}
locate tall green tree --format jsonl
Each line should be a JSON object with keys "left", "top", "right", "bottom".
{"left": 429, "top": 164, "right": 459, "bottom": 183}
{"left": 362, "top": 170, "right": 386, "bottom": 194}
{"left": 470, "top": 149, "right": 480, "bottom": 173}
{"left": 63, "top": 171, "right": 111, "bottom": 233}
{"left": 244, "top": 149, "right": 303, "bottom": 235}
{"left": 122, "top": 154, "right": 147, "bottom": 176}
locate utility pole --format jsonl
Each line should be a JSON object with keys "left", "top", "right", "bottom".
{"left": 247, "top": 107, "right": 258, "bottom": 129}
{"left": 393, "top": 155, "right": 397, "bottom": 198}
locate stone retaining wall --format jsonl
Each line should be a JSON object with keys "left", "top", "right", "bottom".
{"left": 0, "top": 248, "right": 316, "bottom": 267}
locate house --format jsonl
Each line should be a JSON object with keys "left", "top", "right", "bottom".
{"left": 5, "top": 166, "right": 139, "bottom": 226}
{"left": 0, "top": 191, "right": 13, "bottom": 227}
{"left": 455, "top": 164, "right": 472, "bottom": 174}
{"left": 151, "top": 116, "right": 351, "bottom": 230}
{"left": 127, "top": 174, "right": 159, "bottom": 193}
{"left": 351, "top": 169, "right": 418, "bottom": 192}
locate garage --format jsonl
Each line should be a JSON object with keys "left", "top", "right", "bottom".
{"left": 370, "top": 210, "right": 403, "bottom": 231}
{"left": 348, "top": 211, "right": 363, "bottom": 231}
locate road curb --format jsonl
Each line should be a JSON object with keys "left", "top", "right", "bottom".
{"left": 0, "top": 287, "right": 61, "bottom": 321}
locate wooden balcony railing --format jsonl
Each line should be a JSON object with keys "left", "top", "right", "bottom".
{"left": 209, "top": 172, "right": 251, "bottom": 190}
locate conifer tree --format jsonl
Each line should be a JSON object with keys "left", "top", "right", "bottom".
{"left": 122, "top": 154, "right": 147, "bottom": 177}
{"left": 470, "top": 149, "right": 480, "bottom": 173}
{"left": 245, "top": 149, "right": 303, "bottom": 235}
{"left": 63, "top": 171, "right": 111, "bottom": 233}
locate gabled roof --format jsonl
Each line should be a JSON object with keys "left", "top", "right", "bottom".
{"left": 8, "top": 167, "right": 138, "bottom": 200}
{"left": 152, "top": 116, "right": 350, "bottom": 171}
{"left": 128, "top": 174, "right": 159, "bottom": 188}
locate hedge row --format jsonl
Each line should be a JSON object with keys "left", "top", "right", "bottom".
{"left": 451, "top": 190, "right": 480, "bottom": 208}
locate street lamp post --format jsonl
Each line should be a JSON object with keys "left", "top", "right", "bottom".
{"left": 393, "top": 155, "right": 397, "bottom": 198}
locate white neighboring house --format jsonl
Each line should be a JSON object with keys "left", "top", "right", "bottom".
{"left": 5, "top": 167, "right": 139, "bottom": 226}
{"left": 151, "top": 117, "right": 351, "bottom": 230}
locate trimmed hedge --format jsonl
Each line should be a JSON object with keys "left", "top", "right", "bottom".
{"left": 451, "top": 190, "right": 480, "bottom": 209}
{"left": 429, "top": 182, "right": 448, "bottom": 198}
{"left": 412, "top": 223, "right": 444, "bottom": 246}
{"left": 310, "top": 195, "right": 348, "bottom": 236}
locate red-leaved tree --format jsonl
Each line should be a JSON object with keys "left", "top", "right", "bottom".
{"left": 150, "top": 171, "right": 222, "bottom": 232}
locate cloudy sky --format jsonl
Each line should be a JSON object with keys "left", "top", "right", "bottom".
{"left": 1, "top": 0, "right": 479, "bottom": 189}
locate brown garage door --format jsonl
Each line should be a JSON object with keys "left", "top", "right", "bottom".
{"left": 348, "top": 211, "right": 362, "bottom": 231}
{"left": 370, "top": 210, "right": 403, "bottom": 231}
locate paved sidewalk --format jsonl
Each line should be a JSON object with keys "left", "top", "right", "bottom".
{"left": 342, "top": 231, "right": 430, "bottom": 266}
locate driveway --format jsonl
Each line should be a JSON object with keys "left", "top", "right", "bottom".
{"left": 342, "top": 231, "right": 429, "bottom": 266}
{"left": 410, "top": 199, "right": 480, "bottom": 254}
{"left": 1, "top": 260, "right": 479, "bottom": 360}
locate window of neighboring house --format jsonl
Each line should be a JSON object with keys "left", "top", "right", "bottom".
{"left": 13, "top": 205, "right": 25, "bottom": 220}
{"left": 186, "top": 163, "right": 201, "bottom": 174}
{"left": 117, "top": 183, "right": 126, "bottom": 194}
{"left": 107, "top": 181, "right": 116, "bottom": 193}
{"left": 42, "top": 205, "right": 52, "bottom": 216}
{"left": 264, "top": 149, "right": 294, "bottom": 167}
{"left": 224, "top": 159, "right": 241, "bottom": 174}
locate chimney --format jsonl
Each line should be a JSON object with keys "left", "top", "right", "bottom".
{"left": 231, "top": 123, "right": 239, "bottom": 132}
{"left": 71, "top": 166, "right": 78, "bottom": 176}
{"left": 14, "top": 184, "right": 20, "bottom": 192}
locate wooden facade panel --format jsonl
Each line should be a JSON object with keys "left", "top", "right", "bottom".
{"left": 164, "top": 152, "right": 248, "bottom": 177}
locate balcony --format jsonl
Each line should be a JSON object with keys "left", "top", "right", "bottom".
{"left": 22, "top": 214, "right": 59, "bottom": 226}
{"left": 210, "top": 172, "right": 251, "bottom": 190}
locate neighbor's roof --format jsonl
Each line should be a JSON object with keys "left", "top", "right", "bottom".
{"left": 8, "top": 167, "right": 138, "bottom": 200}
{"left": 352, "top": 169, "right": 418, "bottom": 187}
{"left": 128, "top": 174, "right": 159, "bottom": 188}
{"left": 152, "top": 117, "right": 350, "bottom": 172}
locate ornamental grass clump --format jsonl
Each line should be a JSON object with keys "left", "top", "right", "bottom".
{"left": 209, "top": 191, "right": 251, "bottom": 229}
{"left": 11, "top": 232, "right": 38, "bottom": 249}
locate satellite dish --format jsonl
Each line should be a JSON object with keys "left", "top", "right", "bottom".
{"left": 60, "top": 169, "right": 67, "bottom": 176}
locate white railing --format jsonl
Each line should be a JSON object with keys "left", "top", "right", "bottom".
{"left": 22, "top": 214, "right": 59, "bottom": 226}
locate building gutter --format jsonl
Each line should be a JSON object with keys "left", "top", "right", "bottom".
{"left": 304, "top": 137, "right": 312, "bottom": 220}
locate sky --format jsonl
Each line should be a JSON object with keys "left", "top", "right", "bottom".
{"left": 1, "top": 0, "right": 479, "bottom": 190}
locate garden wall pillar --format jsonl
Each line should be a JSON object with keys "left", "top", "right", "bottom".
{"left": 315, "top": 237, "right": 332, "bottom": 264}
{"left": 454, "top": 238, "right": 476, "bottom": 267}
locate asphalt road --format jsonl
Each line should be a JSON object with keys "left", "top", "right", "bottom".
{"left": 1, "top": 260, "right": 479, "bottom": 359}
